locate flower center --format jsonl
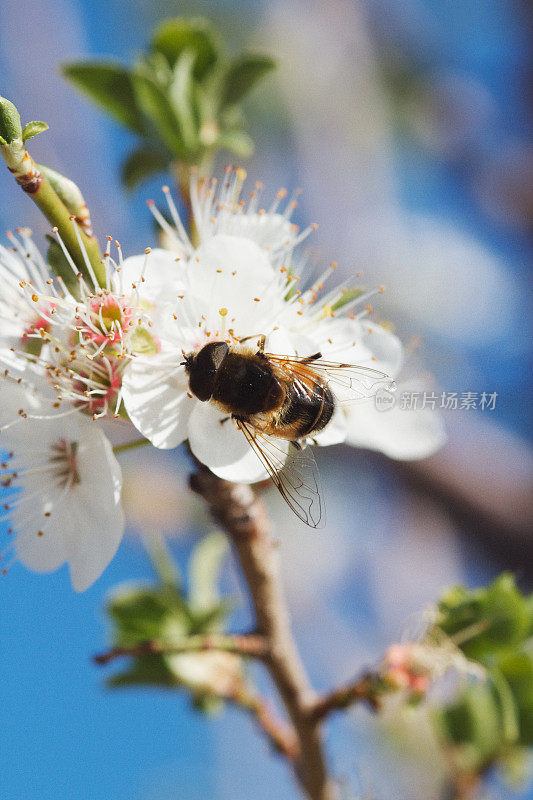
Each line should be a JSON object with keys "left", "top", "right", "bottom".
{"left": 75, "top": 295, "right": 132, "bottom": 349}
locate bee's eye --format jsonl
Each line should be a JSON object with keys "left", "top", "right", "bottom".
{"left": 187, "top": 342, "right": 229, "bottom": 401}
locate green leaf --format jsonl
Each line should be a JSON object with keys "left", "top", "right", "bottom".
{"left": 221, "top": 54, "right": 276, "bottom": 108}
{"left": 0, "top": 96, "right": 23, "bottom": 144}
{"left": 217, "top": 128, "right": 254, "bottom": 159}
{"left": 107, "top": 584, "right": 188, "bottom": 647}
{"left": 151, "top": 17, "right": 222, "bottom": 79}
{"left": 62, "top": 62, "right": 148, "bottom": 134}
{"left": 131, "top": 66, "right": 186, "bottom": 158}
{"left": 190, "top": 601, "right": 232, "bottom": 634}
{"left": 188, "top": 532, "right": 228, "bottom": 614}
{"left": 22, "top": 120, "right": 48, "bottom": 142}
{"left": 169, "top": 50, "right": 199, "bottom": 152}
{"left": 121, "top": 146, "right": 169, "bottom": 191}
{"left": 439, "top": 682, "right": 503, "bottom": 763}
{"left": 107, "top": 655, "right": 178, "bottom": 688}
{"left": 438, "top": 573, "right": 531, "bottom": 660}
{"left": 499, "top": 652, "right": 533, "bottom": 706}
{"left": 491, "top": 668, "right": 520, "bottom": 744}
{"left": 517, "top": 699, "right": 533, "bottom": 744}
{"left": 192, "top": 692, "right": 224, "bottom": 715}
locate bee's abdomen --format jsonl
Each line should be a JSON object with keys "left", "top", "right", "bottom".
{"left": 277, "top": 379, "right": 335, "bottom": 439}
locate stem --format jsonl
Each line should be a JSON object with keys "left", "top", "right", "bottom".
{"left": 95, "top": 632, "right": 296, "bottom": 759}
{"left": 190, "top": 465, "right": 335, "bottom": 800}
{"left": 172, "top": 161, "right": 199, "bottom": 248}
{"left": 93, "top": 633, "right": 269, "bottom": 664}
{"left": 112, "top": 438, "right": 152, "bottom": 454}
{"left": 308, "top": 675, "right": 380, "bottom": 721}
{"left": 1, "top": 145, "right": 104, "bottom": 286}
{"left": 237, "top": 690, "right": 300, "bottom": 761}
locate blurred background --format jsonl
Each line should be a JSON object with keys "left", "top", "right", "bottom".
{"left": 1, "top": 1, "right": 532, "bottom": 798}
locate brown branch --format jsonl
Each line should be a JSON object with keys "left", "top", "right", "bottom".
{"left": 308, "top": 674, "right": 380, "bottom": 722}
{"left": 190, "top": 465, "right": 336, "bottom": 800}
{"left": 93, "top": 633, "right": 268, "bottom": 665}
{"left": 235, "top": 690, "right": 300, "bottom": 761}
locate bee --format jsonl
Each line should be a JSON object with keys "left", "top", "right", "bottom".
{"left": 183, "top": 336, "right": 393, "bottom": 528}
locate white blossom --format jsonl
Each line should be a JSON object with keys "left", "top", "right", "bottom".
{"left": 0, "top": 228, "right": 167, "bottom": 421}
{"left": 0, "top": 380, "right": 124, "bottom": 591}
{"left": 122, "top": 170, "right": 445, "bottom": 483}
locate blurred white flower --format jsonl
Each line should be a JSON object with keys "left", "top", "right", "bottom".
{"left": 166, "top": 650, "right": 244, "bottom": 698}
{"left": 122, "top": 172, "right": 445, "bottom": 484}
{"left": 0, "top": 380, "right": 124, "bottom": 591}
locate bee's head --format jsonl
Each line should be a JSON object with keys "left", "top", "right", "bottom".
{"left": 182, "top": 341, "right": 229, "bottom": 401}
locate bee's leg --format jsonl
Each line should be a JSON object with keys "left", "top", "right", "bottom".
{"left": 300, "top": 352, "right": 322, "bottom": 363}
{"left": 219, "top": 416, "right": 231, "bottom": 425}
{"left": 238, "top": 333, "right": 266, "bottom": 351}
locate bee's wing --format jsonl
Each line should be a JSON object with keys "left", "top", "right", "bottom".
{"left": 265, "top": 353, "right": 395, "bottom": 403}
{"left": 235, "top": 419, "right": 325, "bottom": 529}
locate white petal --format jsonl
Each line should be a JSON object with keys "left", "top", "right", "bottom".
{"left": 187, "top": 402, "right": 270, "bottom": 483}
{"left": 118, "top": 249, "right": 184, "bottom": 301}
{"left": 263, "top": 328, "right": 297, "bottom": 356}
{"left": 358, "top": 323, "right": 403, "bottom": 378}
{"left": 122, "top": 358, "right": 194, "bottom": 449}
{"left": 318, "top": 318, "right": 403, "bottom": 378}
{"left": 61, "top": 428, "right": 125, "bottom": 591}
{"left": 224, "top": 213, "right": 296, "bottom": 252}
{"left": 14, "top": 490, "right": 67, "bottom": 573}
{"left": 187, "top": 235, "right": 276, "bottom": 335}
{"left": 344, "top": 388, "right": 447, "bottom": 460}
{"left": 8, "top": 413, "right": 125, "bottom": 590}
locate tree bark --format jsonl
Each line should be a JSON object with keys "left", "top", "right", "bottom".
{"left": 190, "top": 466, "right": 336, "bottom": 800}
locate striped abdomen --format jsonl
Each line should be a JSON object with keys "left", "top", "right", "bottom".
{"left": 265, "top": 377, "right": 335, "bottom": 440}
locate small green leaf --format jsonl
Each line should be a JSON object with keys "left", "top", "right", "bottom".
{"left": 121, "top": 146, "right": 169, "bottom": 191}
{"left": 0, "top": 96, "right": 23, "bottom": 144}
{"left": 190, "top": 601, "right": 232, "bottom": 634}
{"left": 491, "top": 668, "right": 520, "bottom": 744}
{"left": 217, "top": 128, "right": 254, "bottom": 159}
{"left": 499, "top": 652, "right": 533, "bottom": 706}
{"left": 169, "top": 50, "right": 199, "bottom": 152}
{"left": 62, "top": 62, "right": 148, "bottom": 134}
{"left": 222, "top": 54, "right": 276, "bottom": 108}
{"left": 439, "top": 682, "right": 503, "bottom": 763}
{"left": 192, "top": 693, "right": 224, "bottom": 715}
{"left": 107, "top": 655, "right": 178, "bottom": 688}
{"left": 131, "top": 66, "right": 186, "bottom": 158}
{"left": 517, "top": 699, "right": 533, "bottom": 744}
{"left": 107, "top": 584, "right": 188, "bottom": 647}
{"left": 188, "top": 532, "right": 228, "bottom": 614}
{"left": 438, "top": 573, "right": 531, "bottom": 661}
{"left": 22, "top": 120, "right": 48, "bottom": 142}
{"left": 151, "top": 17, "right": 222, "bottom": 78}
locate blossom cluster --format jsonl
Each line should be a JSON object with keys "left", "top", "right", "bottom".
{"left": 0, "top": 170, "right": 445, "bottom": 590}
